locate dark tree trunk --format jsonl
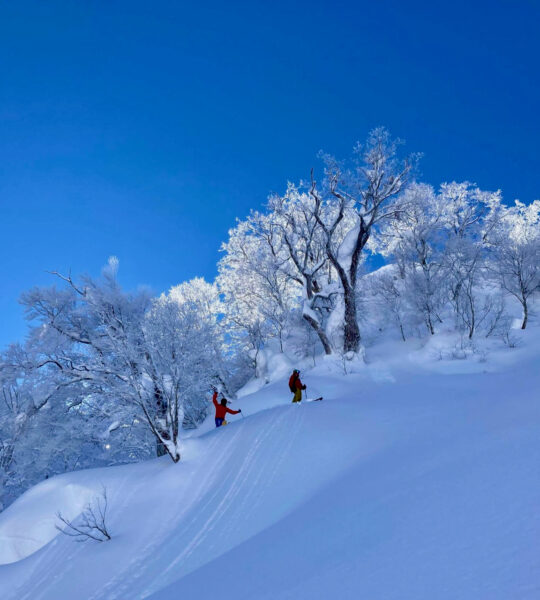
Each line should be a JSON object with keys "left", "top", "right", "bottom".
{"left": 155, "top": 385, "right": 168, "bottom": 458}
{"left": 426, "top": 312, "right": 435, "bottom": 335}
{"left": 156, "top": 437, "right": 168, "bottom": 457}
{"left": 303, "top": 313, "right": 333, "bottom": 355}
{"left": 324, "top": 225, "right": 366, "bottom": 355}
{"left": 304, "top": 274, "right": 333, "bottom": 355}
{"left": 521, "top": 297, "right": 528, "bottom": 329}
{"left": 342, "top": 285, "right": 361, "bottom": 353}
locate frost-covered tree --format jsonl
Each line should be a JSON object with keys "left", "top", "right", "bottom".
{"left": 0, "top": 339, "right": 152, "bottom": 511}
{"left": 158, "top": 278, "right": 236, "bottom": 427}
{"left": 485, "top": 199, "right": 540, "bottom": 329}
{"left": 309, "top": 128, "right": 416, "bottom": 353}
{"left": 374, "top": 181, "right": 531, "bottom": 339}
{"left": 439, "top": 183, "right": 501, "bottom": 338}
{"left": 263, "top": 187, "right": 336, "bottom": 354}
{"left": 0, "top": 357, "right": 26, "bottom": 510}
{"left": 16, "top": 260, "right": 227, "bottom": 464}
{"left": 219, "top": 184, "right": 351, "bottom": 357}
{"left": 142, "top": 289, "right": 220, "bottom": 455}
{"left": 218, "top": 217, "right": 297, "bottom": 362}
{"left": 375, "top": 183, "right": 447, "bottom": 335}
{"left": 369, "top": 269, "right": 410, "bottom": 341}
{"left": 1, "top": 268, "right": 235, "bottom": 508}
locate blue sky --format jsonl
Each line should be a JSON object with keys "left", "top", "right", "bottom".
{"left": 1, "top": 0, "right": 539, "bottom": 348}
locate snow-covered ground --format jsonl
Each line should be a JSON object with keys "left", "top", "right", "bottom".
{"left": 1, "top": 325, "right": 539, "bottom": 599}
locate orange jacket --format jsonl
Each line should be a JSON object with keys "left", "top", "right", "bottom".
{"left": 213, "top": 392, "right": 240, "bottom": 419}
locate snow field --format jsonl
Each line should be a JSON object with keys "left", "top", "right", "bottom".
{"left": 1, "top": 330, "right": 539, "bottom": 599}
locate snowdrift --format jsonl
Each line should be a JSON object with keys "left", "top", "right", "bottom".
{"left": 1, "top": 330, "right": 539, "bottom": 599}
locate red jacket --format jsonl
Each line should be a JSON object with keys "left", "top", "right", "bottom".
{"left": 213, "top": 392, "right": 240, "bottom": 419}
{"left": 289, "top": 373, "right": 305, "bottom": 391}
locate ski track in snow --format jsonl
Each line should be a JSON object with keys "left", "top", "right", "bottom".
{"left": 88, "top": 430, "right": 239, "bottom": 600}
{"left": 141, "top": 407, "right": 303, "bottom": 598}
{"left": 82, "top": 406, "right": 302, "bottom": 600}
{"left": 161, "top": 414, "right": 287, "bottom": 574}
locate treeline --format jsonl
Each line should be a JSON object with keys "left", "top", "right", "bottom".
{"left": 1, "top": 129, "right": 538, "bottom": 510}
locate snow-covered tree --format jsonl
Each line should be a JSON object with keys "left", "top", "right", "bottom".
{"left": 375, "top": 183, "right": 447, "bottom": 335}
{"left": 485, "top": 199, "right": 540, "bottom": 329}
{"left": 369, "top": 269, "right": 410, "bottom": 341}
{"left": 310, "top": 128, "right": 416, "bottom": 353}
{"left": 262, "top": 187, "right": 336, "bottom": 354}
{"left": 158, "top": 277, "right": 235, "bottom": 428}
{"left": 0, "top": 338, "right": 152, "bottom": 511}
{"left": 16, "top": 260, "right": 228, "bottom": 464}
{"left": 142, "top": 290, "right": 217, "bottom": 456}
{"left": 218, "top": 217, "right": 297, "bottom": 362}
{"left": 439, "top": 183, "right": 501, "bottom": 338}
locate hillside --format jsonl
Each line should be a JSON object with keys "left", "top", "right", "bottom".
{"left": 1, "top": 327, "right": 539, "bottom": 600}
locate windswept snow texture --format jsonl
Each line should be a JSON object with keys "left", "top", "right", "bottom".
{"left": 1, "top": 334, "right": 540, "bottom": 599}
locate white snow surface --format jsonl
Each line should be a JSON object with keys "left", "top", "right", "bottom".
{"left": 1, "top": 329, "right": 540, "bottom": 599}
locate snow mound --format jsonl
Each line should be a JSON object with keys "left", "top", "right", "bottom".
{"left": 0, "top": 481, "right": 96, "bottom": 564}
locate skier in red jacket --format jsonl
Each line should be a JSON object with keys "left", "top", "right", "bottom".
{"left": 289, "top": 369, "right": 306, "bottom": 403}
{"left": 212, "top": 390, "right": 241, "bottom": 427}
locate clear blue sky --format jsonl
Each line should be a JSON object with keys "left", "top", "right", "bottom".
{"left": 1, "top": 0, "right": 539, "bottom": 348}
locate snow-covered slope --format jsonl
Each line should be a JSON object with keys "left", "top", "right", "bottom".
{"left": 1, "top": 330, "right": 539, "bottom": 599}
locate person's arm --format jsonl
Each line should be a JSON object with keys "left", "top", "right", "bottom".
{"left": 212, "top": 391, "right": 219, "bottom": 408}
{"left": 225, "top": 406, "right": 241, "bottom": 415}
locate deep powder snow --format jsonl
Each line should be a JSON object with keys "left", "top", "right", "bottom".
{"left": 1, "top": 332, "right": 539, "bottom": 599}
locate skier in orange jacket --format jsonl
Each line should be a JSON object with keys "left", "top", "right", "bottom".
{"left": 212, "top": 390, "right": 241, "bottom": 427}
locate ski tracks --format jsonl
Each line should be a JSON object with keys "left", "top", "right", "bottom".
{"left": 143, "top": 405, "right": 306, "bottom": 597}
{"left": 158, "top": 409, "right": 289, "bottom": 575}
{"left": 11, "top": 405, "right": 308, "bottom": 600}
{"left": 89, "top": 430, "right": 242, "bottom": 600}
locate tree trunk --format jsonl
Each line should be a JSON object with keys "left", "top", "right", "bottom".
{"left": 303, "top": 313, "right": 332, "bottom": 355}
{"left": 426, "top": 312, "right": 435, "bottom": 335}
{"left": 521, "top": 297, "right": 528, "bottom": 329}
{"left": 156, "top": 441, "right": 167, "bottom": 457}
{"left": 156, "top": 431, "right": 169, "bottom": 458}
{"left": 156, "top": 431, "right": 180, "bottom": 462}
{"left": 154, "top": 385, "right": 169, "bottom": 458}
{"left": 343, "top": 286, "right": 361, "bottom": 353}
{"left": 304, "top": 274, "right": 333, "bottom": 355}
